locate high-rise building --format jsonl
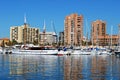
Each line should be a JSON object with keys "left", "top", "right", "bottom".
{"left": 91, "top": 20, "right": 118, "bottom": 46}
{"left": 10, "top": 16, "right": 40, "bottom": 44}
{"left": 91, "top": 20, "right": 106, "bottom": 46}
{"left": 64, "top": 13, "right": 83, "bottom": 46}
{"left": 10, "top": 25, "right": 40, "bottom": 44}
{"left": 10, "top": 25, "right": 24, "bottom": 43}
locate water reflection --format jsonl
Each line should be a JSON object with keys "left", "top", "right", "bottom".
{"left": 1, "top": 55, "right": 64, "bottom": 80}
{"left": 0, "top": 54, "right": 120, "bottom": 80}
{"left": 63, "top": 55, "right": 120, "bottom": 80}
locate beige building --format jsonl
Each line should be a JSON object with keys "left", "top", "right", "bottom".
{"left": 91, "top": 20, "right": 118, "bottom": 46}
{"left": 10, "top": 25, "right": 24, "bottom": 43}
{"left": 98, "top": 34, "right": 118, "bottom": 46}
{"left": 64, "top": 13, "right": 83, "bottom": 46}
{"left": 10, "top": 24, "right": 40, "bottom": 44}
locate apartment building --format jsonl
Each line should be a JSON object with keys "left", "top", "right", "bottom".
{"left": 10, "top": 24, "right": 39, "bottom": 44}
{"left": 64, "top": 13, "right": 83, "bottom": 46}
{"left": 91, "top": 20, "right": 118, "bottom": 46}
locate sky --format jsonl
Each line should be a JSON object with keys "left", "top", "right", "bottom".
{"left": 0, "top": 0, "right": 120, "bottom": 38}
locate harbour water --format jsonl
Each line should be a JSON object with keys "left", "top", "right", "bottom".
{"left": 0, "top": 54, "right": 120, "bottom": 80}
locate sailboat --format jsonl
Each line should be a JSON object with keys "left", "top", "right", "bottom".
{"left": 96, "top": 26, "right": 113, "bottom": 55}
{"left": 114, "top": 25, "right": 120, "bottom": 57}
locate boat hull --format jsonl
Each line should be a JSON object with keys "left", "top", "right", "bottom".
{"left": 12, "top": 49, "right": 58, "bottom": 55}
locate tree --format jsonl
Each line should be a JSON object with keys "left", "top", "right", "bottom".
{"left": 33, "top": 40, "right": 38, "bottom": 45}
{"left": 12, "top": 39, "right": 18, "bottom": 45}
{"left": 82, "top": 40, "right": 86, "bottom": 46}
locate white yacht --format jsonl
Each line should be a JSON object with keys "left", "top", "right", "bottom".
{"left": 12, "top": 45, "right": 58, "bottom": 55}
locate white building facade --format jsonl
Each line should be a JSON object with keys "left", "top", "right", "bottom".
{"left": 10, "top": 24, "right": 40, "bottom": 44}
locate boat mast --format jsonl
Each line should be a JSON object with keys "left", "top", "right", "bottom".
{"left": 118, "top": 24, "right": 120, "bottom": 49}
{"left": 43, "top": 20, "right": 46, "bottom": 46}
{"left": 92, "top": 24, "right": 94, "bottom": 47}
{"left": 110, "top": 25, "right": 113, "bottom": 48}
{"left": 85, "top": 19, "right": 88, "bottom": 48}
{"left": 24, "top": 14, "right": 27, "bottom": 45}
{"left": 51, "top": 21, "right": 57, "bottom": 35}
{"left": 51, "top": 21, "right": 57, "bottom": 45}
